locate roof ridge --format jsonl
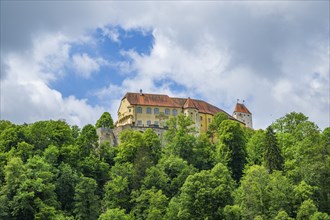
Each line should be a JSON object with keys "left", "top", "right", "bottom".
{"left": 184, "top": 97, "right": 197, "bottom": 109}
{"left": 234, "top": 103, "right": 252, "bottom": 114}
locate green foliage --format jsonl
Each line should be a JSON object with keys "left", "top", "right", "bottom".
{"left": 78, "top": 155, "right": 110, "bottom": 196}
{"left": 15, "top": 141, "right": 34, "bottom": 162}
{"left": 274, "top": 210, "right": 294, "bottom": 220}
{"left": 116, "top": 129, "right": 143, "bottom": 163}
{"left": 43, "top": 145, "right": 60, "bottom": 166}
{"left": 74, "top": 176, "right": 100, "bottom": 220}
{"left": 130, "top": 187, "right": 168, "bottom": 219}
{"left": 143, "top": 155, "right": 197, "bottom": 198}
{"left": 0, "top": 124, "right": 27, "bottom": 152}
{"left": 116, "top": 129, "right": 162, "bottom": 189}
{"left": 166, "top": 163, "right": 235, "bottom": 220}
{"left": 246, "top": 129, "right": 265, "bottom": 166}
{"left": 164, "top": 114, "right": 196, "bottom": 163}
{"left": 234, "top": 165, "right": 295, "bottom": 219}
{"left": 77, "top": 124, "right": 98, "bottom": 157}
{"left": 207, "top": 112, "right": 229, "bottom": 142}
{"left": 216, "top": 120, "right": 247, "bottom": 182}
{"left": 27, "top": 120, "right": 73, "bottom": 152}
{"left": 0, "top": 120, "right": 14, "bottom": 134}
{"left": 264, "top": 126, "right": 284, "bottom": 173}
{"left": 223, "top": 205, "right": 242, "bottom": 220}
{"left": 272, "top": 112, "right": 309, "bottom": 133}
{"left": 267, "top": 171, "right": 294, "bottom": 217}
{"left": 96, "top": 112, "right": 114, "bottom": 129}
{"left": 3, "top": 156, "right": 59, "bottom": 219}
{"left": 234, "top": 165, "right": 270, "bottom": 219}
{"left": 99, "top": 208, "right": 132, "bottom": 220}
{"left": 311, "top": 212, "right": 330, "bottom": 220}
{"left": 297, "top": 199, "right": 318, "bottom": 220}
{"left": 165, "top": 115, "right": 215, "bottom": 169}
{"left": 0, "top": 113, "right": 329, "bottom": 219}
{"left": 55, "top": 163, "right": 79, "bottom": 213}
{"left": 103, "top": 163, "right": 135, "bottom": 211}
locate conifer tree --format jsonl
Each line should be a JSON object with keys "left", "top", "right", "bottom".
{"left": 264, "top": 126, "right": 284, "bottom": 173}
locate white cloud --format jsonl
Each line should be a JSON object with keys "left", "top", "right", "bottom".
{"left": 1, "top": 34, "right": 105, "bottom": 127}
{"left": 71, "top": 53, "right": 108, "bottom": 79}
{"left": 101, "top": 26, "right": 120, "bottom": 42}
{"left": 1, "top": 1, "right": 329, "bottom": 129}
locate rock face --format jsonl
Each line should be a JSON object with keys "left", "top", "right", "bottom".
{"left": 96, "top": 125, "right": 168, "bottom": 146}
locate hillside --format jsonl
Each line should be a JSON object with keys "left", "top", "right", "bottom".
{"left": 0, "top": 112, "right": 329, "bottom": 219}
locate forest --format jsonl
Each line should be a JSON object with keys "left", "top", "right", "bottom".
{"left": 0, "top": 111, "right": 329, "bottom": 220}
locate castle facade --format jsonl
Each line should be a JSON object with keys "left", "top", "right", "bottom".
{"left": 116, "top": 91, "right": 252, "bottom": 132}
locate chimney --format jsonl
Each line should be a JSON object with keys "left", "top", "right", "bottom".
{"left": 140, "top": 89, "right": 143, "bottom": 96}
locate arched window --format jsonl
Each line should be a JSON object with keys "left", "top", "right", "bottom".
{"left": 173, "top": 109, "right": 178, "bottom": 116}
{"left": 137, "top": 107, "right": 142, "bottom": 113}
{"left": 165, "top": 108, "right": 170, "bottom": 115}
{"left": 146, "top": 107, "right": 152, "bottom": 114}
{"left": 154, "top": 108, "right": 159, "bottom": 114}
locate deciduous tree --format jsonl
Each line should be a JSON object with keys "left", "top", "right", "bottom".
{"left": 96, "top": 112, "right": 114, "bottom": 129}
{"left": 216, "top": 120, "right": 247, "bottom": 182}
{"left": 74, "top": 176, "right": 100, "bottom": 220}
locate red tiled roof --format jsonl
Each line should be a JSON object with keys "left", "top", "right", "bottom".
{"left": 191, "top": 99, "right": 221, "bottom": 115}
{"left": 234, "top": 103, "right": 252, "bottom": 114}
{"left": 183, "top": 97, "right": 196, "bottom": 109}
{"left": 171, "top": 97, "right": 187, "bottom": 106}
{"left": 123, "top": 92, "right": 232, "bottom": 117}
{"left": 124, "top": 92, "right": 181, "bottom": 108}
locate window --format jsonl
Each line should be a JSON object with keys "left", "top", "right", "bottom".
{"left": 208, "top": 118, "right": 211, "bottom": 123}
{"left": 137, "top": 120, "right": 142, "bottom": 125}
{"left": 172, "top": 109, "right": 178, "bottom": 116}
{"left": 165, "top": 108, "right": 170, "bottom": 115}
{"left": 200, "top": 116, "right": 203, "bottom": 121}
{"left": 154, "top": 121, "right": 159, "bottom": 125}
{"left": 146, "top": 107, "right": 152, "bottom": 114}
{"left": 147, "top": 120, "right": 151, "bottom": 126}
{"left": 129, "top": 109, "right": 131, "bottom": 112}
{"left": 137, "top": 107, "right": 142, "bottom": 113}
{"left": 154, "top": 108, "right": 159, "bottom": 114}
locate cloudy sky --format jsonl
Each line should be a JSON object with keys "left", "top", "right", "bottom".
{"left": 1, "top": 1, "right": 329, "bottom": 129}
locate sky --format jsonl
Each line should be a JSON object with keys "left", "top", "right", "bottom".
{"left": 1, "top": 1, "right": 329, "bottom": 130}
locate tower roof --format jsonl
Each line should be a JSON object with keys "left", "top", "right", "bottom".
{"left": 234, "top": 103, "right": 252, "bottom": 114}
{"left": 183, "top": 97, "right": 196, "bottom": 109}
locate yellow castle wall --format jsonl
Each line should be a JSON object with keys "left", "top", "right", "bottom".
{"left": 117, "top": 99, "right": 218, "bottom": 133}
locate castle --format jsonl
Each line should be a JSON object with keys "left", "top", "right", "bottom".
{"left": 98, "top": 91, "right": 252, "bottom": 145}
{"left": 116, "top": 90, "right": 252, "bottom": 131}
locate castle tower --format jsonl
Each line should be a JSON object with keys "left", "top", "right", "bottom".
{"left": 233, "top": 101, "right": 253, "bottom": 128}
{"left": 183, "top": 97, "right": 200, "bottom": 131}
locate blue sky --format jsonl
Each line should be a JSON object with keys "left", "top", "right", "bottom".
{"left": 50, "top": 26, "right": 155, "bottom": 106}
{"left": 1, "top": 1, "right": 329, "bottom": 129}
